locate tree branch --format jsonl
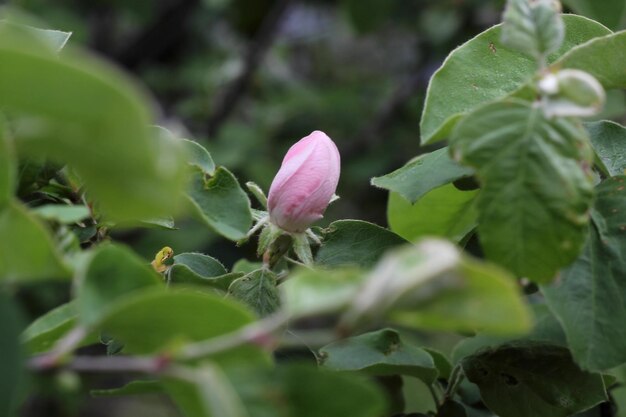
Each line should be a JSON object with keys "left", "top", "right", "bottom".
{"left": 206, "top": 0, "right": 294, "bottom": 137}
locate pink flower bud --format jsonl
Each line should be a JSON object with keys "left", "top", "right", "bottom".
{"left": 267, "top": 131, "right": 340, "bottom": 233}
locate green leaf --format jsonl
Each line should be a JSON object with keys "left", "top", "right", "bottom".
{"left": 461, "top": 342, "right": 607, "bottom": 417}
{"left": 22, "top": 301, "right": 76, "bottom": 354}
{"left": 229, "top": 364, "right": 387, "bottom": 417}
{"left": 501, "top": 0, "right": 564, "bottom": 61}
{"left": 371, "top": 147, "right": 474, "bottom": 203}
{"left": 281, "top": 267, "right": 365, "bottom": 318}
{"left": 231, "top": 259, "right": 263, "bottom": 274}
{"left": 227, "top": 268, "right": 280, "bottom": 317}
{"left": 76, "top": 244, "right": 162, "bottom": 326}
{"left": 171, "top": 253, "right": 227, "bottom": 279}
{"left": 319, "top": 328, "right": 438, "bottom": 384}
{"left": 387, "top": 185, "right": 478, "bottom": 243}
{"left": 555, "top": 30, "right": 626, "bottom": 90}
{"left": 451, "top": 304, "right": 567, "bottom": 364}
{"left": 168, "top": 253, "right": 240, "bottom": 292}
{"left": 338, "top": 241, "right": 531, "bottom": 336}
{"left": 450, "top": 98, "right": 594, "bottom": 282}
{"left": 315, "top": 220, "right": 407, "bottom": 268}
{"left": 181, "top": 138, "right": 216, "bottom": 176}
{"left": 0, "top": 201, "right": 70, "bottom": 281}
{"left": 542, "top": 176, "right": 626, "bottom": 371}
{"left": 562, "top": 0, "right": 626, "bottom": 30}
{"left": 32, "top": 204, "right": 90, "bottom": 224}
{"left": 165, "top": 364, "right": 248, "bottom": 417}
{"left": 0, "top": 21, "right": 71, "bottom": 52}
{"left": 0, "top": 27, "right": 186, "bottom": 221}
{"left": 423, "top": 348, "right": 453, "bottom": 381}
{"left": 30, "top": 27, "right": 72, "bottom": 51}
{"left": 0, "top": 120, "right": 14, "bottom": 206}
{"left": 186, "top": 167, "right": 253, "bottom": 241}
{"left": 98, "top": 288, "right": 269, "bottom": 365}
{"left": 91, "top": 380, "right": 164, "bottom": 397}
{"left": 587, "top": 120, "right": 626, "bottom": 176}
{"left": 0, "top": 293, "right": 27, "bottom": 417}
{"left": 388, "top": 253, "right": 532, "bottom": 336}
{"left": 420, "top": 15, "right": 611, "bottom": 144}
{"left": 139, "top": 217, "right": 176, "bottom": 229}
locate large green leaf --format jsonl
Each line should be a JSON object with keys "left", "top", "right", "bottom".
{"left": 186, "top": 167, "right": 253, "bottom": 241}
{"left": 450, "top": 98, "right": 594, "bottom": 282}
{"left": 97, "top": 288, "right": 269, "bottom": 365}
{"left": 387, "top": 185, "right": 478, "bottom": 243}
{"left": 451, "top": 304, "right": 568, "bottom": 364}
{"left": 319, "top": 328, "right": 438, "bottom": 384}
{"left": 420, "top": 15, "right": 611, "bottom": 144}
{"left": 315, "top": 220, "right": 407, "bottom": 268}
{"left": 461, "top": 342, "right": 607, "bottom": 417}
{"left": 501, "top": 0, "right": 564, "bottom": 61}
{"left": 556, "top": 30, "right": 626, "bottom": 90}
{"left": 0, "top": 293, "right": 27, "bottom": 417}
{"left": 563, "top": 0, "right": 626, "bottom": 30}
{"left": 0, "top": 201, "right": 70, "bottom": 281}
{"left": 388, "top": 254, "right": 532, "bottom": 336}
{"left": 22, "top": 301, "right": 76, "bottom": 354}
{"left": 281, "top": 267, "right": 365, "bottom": 318}
{"left": 371, "top": 147, "right": 474, "bottom": 203}
{"left": 542, "top": 176, "right": 626, "bottom": 371}
{"left": 0, "top": 120, "right": 14, "bottom": 206}
{"left": 586, "top": 120, "right": 626, "bottom": 176}
{"left": 228, "top": 364, "right": 387, "bottom": 417}
{"left": 227, "top": 268, "right": 280, "bottom": 317}
{"left": 76, "top": 244, "right": 162, "bottom": 326}
{"left": 338, "top": 241, "right": 531, "bottom": 336}
{"left": 0, "top": 28, "right": 186, "bottom": 220}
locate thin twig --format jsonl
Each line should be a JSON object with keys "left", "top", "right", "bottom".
{"left": 206, "top": 0, "right": 294, "bottom": 137}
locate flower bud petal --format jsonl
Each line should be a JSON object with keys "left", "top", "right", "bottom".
{"left": 268, "top": 131, "right": 340, "bottom": 233}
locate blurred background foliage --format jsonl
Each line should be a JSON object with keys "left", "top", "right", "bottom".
{"left": 6, "top": 0, "right": 626, "bottom": 415}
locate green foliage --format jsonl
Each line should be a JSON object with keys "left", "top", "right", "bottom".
{"left": 22, "top": 301, "right": 78, "bottom": 354}
{"left": 319, "top": 328, "right": 438, "bottom": 384}
{"left": 542, "top": 176, "right": 626, "bottom": 371}
{"left": 76, "top": 244, "right": 162, "bottom": 326}
{"left": 371, "top": 147, "right": 474, "bottom": 203}
{"left": 0, "top": 26, "right": 187, "bottom": 221}
{"left": 7, "top": 2, "right": 626, "bottom": 416}
{"left": 181, "top": 138, "right": 216, "bottom": 176}
{"left": 420, "top": 15, "right": 610, "bottom": 144}
{"left": 462, "top": 343, "right": 607, "bottom": 417}
{"left": 315, "top": 220, "right": 407, "bottom": 268}
{"left": 387, "top": 185, "right": 478, "bottom": 242}
{"left": 556, "top": 30, "right": 626, "bottom": 89}
{"left": 562, "top": 0, "right": 626, "bottom": 30}
{"left": 98, "top": 288, "right": 270, "bottom": 364}
{"left": 450, "top": 98, "right": 594, "bottom": 282}
{"left": 587, "top": 121, "right": 626, "bottom": 176}
{"left": 31, "top": 204, "right": 90, "bottom": 224}
{"left": 501, "top": 0, "right": 564, "bottom": 62}
{"left": 186, "top": 167, "right": 253, "bottom": 241}
{"left": 0, "top": 293, "right": 26, "bottom": 417}
{"left": 386, "top": 250, "right": 532, "bottom": 335}
{"left": 281, "top": 267, "right": 365, "bottom": 318}
{"left": 0, "top": 201, "right": 70, "bottom": 281}
{"left": 0, "top": 120, "right": 14, "bottom": 206}
{"left": 227, "top": 268, "right": 280, "bottom": 317}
